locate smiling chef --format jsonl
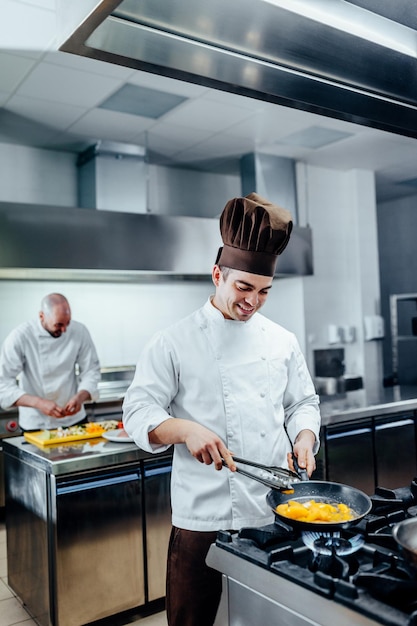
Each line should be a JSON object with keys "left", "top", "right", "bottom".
{"left": 123, "top": 192, "right": 321, "bottom": 626}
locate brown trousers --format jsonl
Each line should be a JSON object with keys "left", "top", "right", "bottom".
{"left": 166, "top": 527, "right": 222, "bottom": 626}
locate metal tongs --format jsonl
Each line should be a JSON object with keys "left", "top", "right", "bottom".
{"left": 222, "top": 455, "right": 303, "bottom": 491}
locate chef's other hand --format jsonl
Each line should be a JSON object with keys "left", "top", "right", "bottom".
{"left": 184, "top": 422, "right": 236, "bottom": 472}
{"left": 63, "top": 397, "right": 82, "bottom": 416}
{"left": 64, "top": 390, "right": 91, "bottom": 416}
{"left": 289, "top": 429, "right": 317, "bottom": 477}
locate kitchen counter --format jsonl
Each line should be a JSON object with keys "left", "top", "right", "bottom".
{"left": 3, "top": 435, "right": 172, "bottom": 626}
{"left": 2, "top": 434, "right": 154, "bottom": 475}
{"left": 319, "top": 385, "right": 417, "bottom": 426}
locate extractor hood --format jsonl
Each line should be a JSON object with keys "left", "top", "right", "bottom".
{"left": 0, "top": 139, "right": 313, "bottom": 281}
{"left": 0, "top": 201, "right": 312, "bottom": 281}
{"left": 60, "top": 0, "right": 417, "bottom": 139}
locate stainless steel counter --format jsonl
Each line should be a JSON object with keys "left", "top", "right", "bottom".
{"left": 3, "top": 436, "right": 172, "bottom": 626}
{"left": 3, "top": 435, "right": 149, "bottom": 475}
{"left": 320, "top": 385, "right": 417, "bottom": 426}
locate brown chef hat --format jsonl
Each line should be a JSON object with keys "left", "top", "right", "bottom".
{"left": 216, "top": 192, "right": 293, "bottom": 277}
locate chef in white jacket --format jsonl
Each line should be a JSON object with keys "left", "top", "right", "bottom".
{"left": 123, "top": 192, "right": 321, "bottom": 626}
{"left": 0, "top": 293, "right": 100, "bottom": 430}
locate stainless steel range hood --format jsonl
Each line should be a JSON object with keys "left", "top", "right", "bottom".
{"left": 0, "top": 137, "right": 312, "bottom": 281}
{"left": 60, "top": 0, "right": 417, "bottom": 139}
{"left": 0, "top": 201, "right": 312, "bottom": 281}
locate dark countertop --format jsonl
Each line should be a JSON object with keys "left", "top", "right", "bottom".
{"left": 320, "top": 385, "right": 417, "bottom": 426}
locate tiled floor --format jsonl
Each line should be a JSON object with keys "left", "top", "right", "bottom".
{"left": 0, "top": 517, "right": 167, "bottom": 626}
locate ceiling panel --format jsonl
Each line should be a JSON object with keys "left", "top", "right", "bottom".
{"left": 0, "top": 1, "right": 416, "bottom": 203}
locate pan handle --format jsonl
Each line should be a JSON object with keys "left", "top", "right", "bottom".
{"left": 292, "top": 454, "right": 309, "bottom": 482}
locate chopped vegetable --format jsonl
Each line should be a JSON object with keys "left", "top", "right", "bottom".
{"left": 276, "top": 499, "right": 355, "bottom": 523}
{"left": 44, "top": 420, "right": 119, "bottom": 439}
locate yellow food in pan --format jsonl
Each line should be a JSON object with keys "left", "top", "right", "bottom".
{"left": 276, "top": 499, "right": 354, "bottom": 523}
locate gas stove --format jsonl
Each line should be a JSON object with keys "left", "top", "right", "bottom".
{"left": 207, "top": 481, "right": 417, "bottom": 626}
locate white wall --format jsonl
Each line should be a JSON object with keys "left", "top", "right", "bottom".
{"left": 0, "top": 143, "right": 384, "bottom": 398}
{"left": 0, "top": 279, "right": 306, "bottom": 367}
{"left": 0, "top": 142, "right": 306, "bottom": 367}
{"left": 299, "top": 163, "right": 383, "bottom": 402}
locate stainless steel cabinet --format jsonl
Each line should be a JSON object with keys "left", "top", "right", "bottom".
{"left": 4, "top": 438, "right": 172, "bottom": 626}
{"left": 54, "top": 469, "right": 145, "bottom": 626}
{"left": 144, "top": 458, "right": 172, "bottom": 602}
{"left": 325, "top": 421, "right": 375, "bottom": 494}
{"left": 374, "top": 415, "right": 417, "bottom": 489}
{"left": 323, "top": 412, "right": 417, "bottom": 494}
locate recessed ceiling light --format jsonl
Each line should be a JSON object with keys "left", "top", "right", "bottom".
{"left": 279, "top": 125, "right": 353, "bottom": 149}
{"left": 99, "top": 83, "right": 187, "bottom": 119}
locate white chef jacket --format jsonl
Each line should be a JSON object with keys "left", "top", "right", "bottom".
{"left": 123, "top": 298, "right": 320, "bottom": 531}
{"left": 0, "top": 318, "right": 100, "bottom": 430}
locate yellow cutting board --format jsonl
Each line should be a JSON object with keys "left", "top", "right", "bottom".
{"left": 24, "top": 421, "right": 119, "bottom": 446}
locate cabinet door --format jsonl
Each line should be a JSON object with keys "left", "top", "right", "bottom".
{"left": 144, "top": 459, "right": 172, "bottom": 602}
{"left": 325, "top": 422, "right": 375, "bottom": 495}
{"left": 375, "top": 415, "right": 417, "bottom": 489}
{"left": 55, "top": 469, "right": 144, "bottom": 626}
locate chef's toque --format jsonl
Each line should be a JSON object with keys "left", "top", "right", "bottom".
{"left": 216, "top": 192, "right": 293, "bottom": 277}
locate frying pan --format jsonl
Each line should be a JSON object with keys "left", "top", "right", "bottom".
{"left": 267, "top": 480, "right": 372, "bottom": 531}
{"left": 392, "top": 518, "right": 417, "bottom": 569}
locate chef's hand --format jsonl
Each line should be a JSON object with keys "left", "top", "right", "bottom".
{"left": 16, "top": 395, "right": 66, "bottom": 418}
{"left": 148, "top": 418, "right": 236, "bottom": 472}
{"left": 184, "top": 423, "right": 236, "bottom": 472}
{"left": 288, "top": 429, "right": 316, "bottom": 477}
{"left": 63, "top": 390, "right": 91, "bottom": 416}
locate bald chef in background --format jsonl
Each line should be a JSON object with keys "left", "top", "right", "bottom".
{"left": 0, "top": 293, "right": 100, "bottom": 431}
{"left": 123, "top": 192, "right": 321, "bottom": 626}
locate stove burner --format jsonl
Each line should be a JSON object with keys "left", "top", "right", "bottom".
{"left": 302, "top": 531, "right": 365, "bottom": 556}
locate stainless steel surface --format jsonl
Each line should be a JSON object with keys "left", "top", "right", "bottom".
{"left": 95, "top": 365, "right": 135, "bottom": 400}
{"left": 325, "top": 420, "right": 375, "bottom": 494}
{"left": 143, "top": 458, "right": 172, "bottom": 602}
{"left": 53, "top": 468, "right": 145, "bottom": 625}
{"left": 6, "top": 453, "right": 50, "bottom": 625}
{"left": 206, "top": 544, "right": 382, "bottom": 626}
{"left": 321, "top": 393, "right": 417, "bottom": 427}
{"left": 374, "top": 416, "right": 417, "bottom": 489}
{"left": 60, "top": 0, "right": 417, "bottom": 140}
{"left": 3, "top": 435, "right": 147, "bottom": 475}
{"left": 5, "top": 451, "right": 145, "bottom": 626}
{"left": 323, "top": 407, "right": 417, "bottom": 493}
{"left": 77, "top": 141, "right": 147, "bottom": 213}
{"left": 0, "top": 410, "right": 21, "bottom": 508}
{"left": 240, "top": 154, "right": 298, "bottom": 221}
{"left": 0, "top": 201, "right": 313, "bottom": 278}
{"left": 4, "top": 438, "right": 173, "bottom": 625}
{"left": 393, "top": 518, "right": 417, "bottom": 569}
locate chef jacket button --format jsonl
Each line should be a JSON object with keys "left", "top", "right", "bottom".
{"left": 224, "top": 391, "right": 229, "bottom": 397}
{"left": 260, "top": 431, "right": 266, "bottom": 437}
{"left": 261, "top": 356, "right": 266, "bottom": 360}
{"left": 260, "top": 392, "right": 266, "bottom": 398}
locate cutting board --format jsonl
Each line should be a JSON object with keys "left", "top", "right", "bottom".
{"left": 24, "top": 420, "right": 120, "bottom": 446}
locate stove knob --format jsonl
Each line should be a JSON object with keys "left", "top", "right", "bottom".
{"left": 6, "top": 420, "right": 19, "bottom": 432}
